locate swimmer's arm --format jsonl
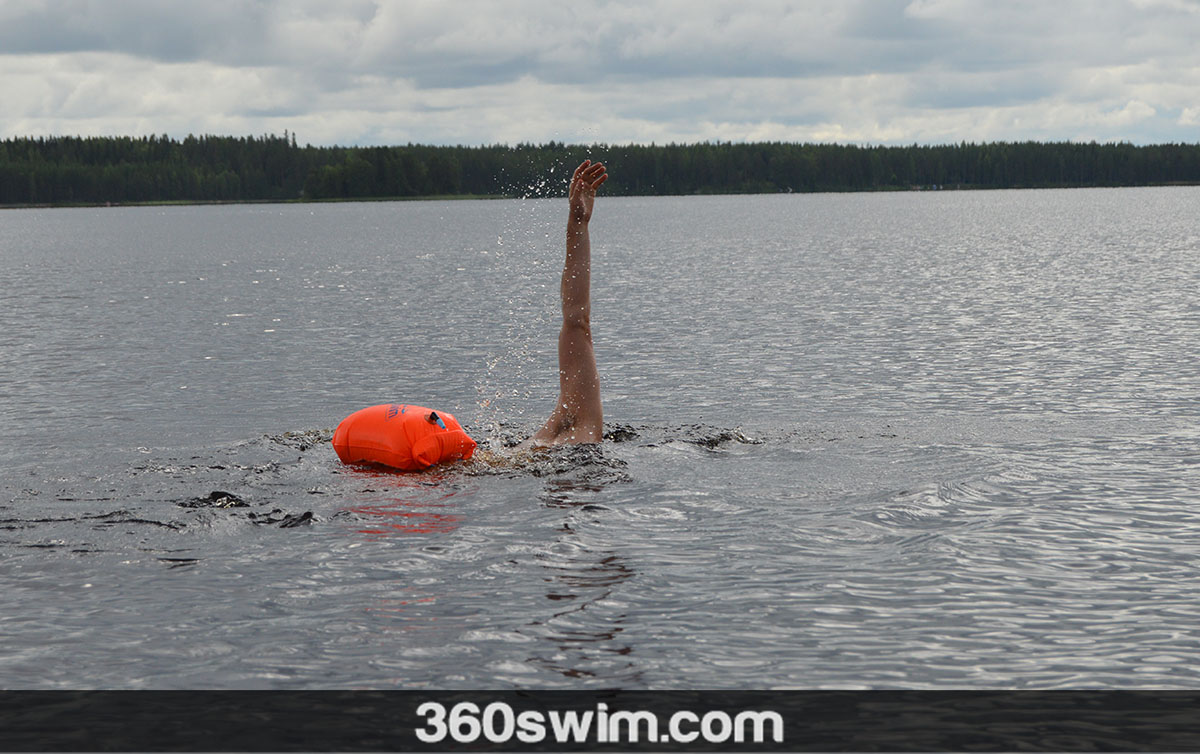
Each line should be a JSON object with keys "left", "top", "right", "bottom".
{"left": 561, "top": 159, "right": 606, "bottom": 337}
{"left": 531, "top": 160, "right": 607, "bottom": 444}
{"left": 554, "top": 214, "right": 601, "bottom": 433}
{"left": 561, "top": 214, "right": 592, "bottom": 335}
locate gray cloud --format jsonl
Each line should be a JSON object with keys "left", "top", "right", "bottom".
{"left": 0, "top": 1, "right": 267, "bottom": 61}
{"left": 1, "top": 0, "right": 1198, "bottom": 145}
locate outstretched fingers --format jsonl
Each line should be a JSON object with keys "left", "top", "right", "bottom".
{"left": 572, "top": 160, "right": 607, "bottom": 191}
{"left": 573, "top": 158, "right": 604, "bottom": 181}
{"left": 572, "top": 159, "right": 591, "bottom": 182}
{"left": 583, "top": 162, "right": 607, "bottom": 189}
{"left": 568, "top": 160, "right": 608, "bottom": 224}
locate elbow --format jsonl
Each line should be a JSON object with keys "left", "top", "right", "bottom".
{"left": 561, "top": 311, "right": 592, "bottom": 337}
{"left": 562, "top": 299, "right": 590, "bottom": 329}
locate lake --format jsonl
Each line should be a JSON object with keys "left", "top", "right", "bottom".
{"left": 2, "top": 186, "right": 1199, "bottom": 688}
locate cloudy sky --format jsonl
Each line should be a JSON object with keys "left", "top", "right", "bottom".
{"left": 2, "top": 0, "right": 1199, "bottom": 146}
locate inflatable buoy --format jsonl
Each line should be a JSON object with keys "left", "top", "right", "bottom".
{"left": 332, "top": 404, "right": 476, "bottom": 471}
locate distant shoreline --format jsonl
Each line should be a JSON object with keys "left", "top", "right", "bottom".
{"left": 4, "top": 135, "right": 1200, "bottom": 207}
{"left": 0, "top": 194, "right": 505, "bottom": 210}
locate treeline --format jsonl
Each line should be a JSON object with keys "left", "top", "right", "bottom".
{"left": 3, "top": 133, "right": 1200, "bottom": 206}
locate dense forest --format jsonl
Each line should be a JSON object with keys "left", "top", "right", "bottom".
{"left": 2, "top": 133, "right": 1199, "bottom": 206}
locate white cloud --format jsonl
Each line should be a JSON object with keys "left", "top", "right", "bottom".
{"left": 1, "top": 0, "right": 1199, "bottom": 145}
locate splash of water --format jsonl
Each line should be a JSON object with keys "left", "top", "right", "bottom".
{"left": 474, "top": 155, "right": 573, "bottom": 445}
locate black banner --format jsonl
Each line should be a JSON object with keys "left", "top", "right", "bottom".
{"left": 1, "top": 691, "right": 1198, "bottom": 751}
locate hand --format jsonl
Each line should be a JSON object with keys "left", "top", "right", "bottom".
{"left": 569, "top": 159, "right": 607, "bottom": 224}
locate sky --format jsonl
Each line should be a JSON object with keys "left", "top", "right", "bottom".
{"left": 2, "top": 0, "right": 1199, "bottom": 147}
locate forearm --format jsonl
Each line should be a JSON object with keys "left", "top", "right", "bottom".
{"left": 561, "top": 217, "right": 591, "bottom": 330}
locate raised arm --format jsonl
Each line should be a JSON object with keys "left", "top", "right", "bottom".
{"left": 529, "top": 160, "right": 608, "bottom": 446}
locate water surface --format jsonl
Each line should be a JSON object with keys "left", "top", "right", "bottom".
{"left": 2, "top": 188, "right": 1199, "bottom": 688}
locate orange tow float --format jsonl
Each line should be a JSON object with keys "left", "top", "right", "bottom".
{"left": 332, "top": 403, "right": 476, "bottom": 471}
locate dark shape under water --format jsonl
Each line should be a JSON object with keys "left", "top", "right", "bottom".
{"left": 602, "top": 424, "right": 639, "bottom": 443}
{"left": 247, "top": 508, "right": 315, "bottom": 528}
{"left": 178, "top": 490, "right": 248, "bottom": 509}
{"left": 680, "top": 426, "right": 764, "bottom": 449}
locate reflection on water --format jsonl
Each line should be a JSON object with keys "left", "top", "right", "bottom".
{"left": 348, "top": 500, "right": 461, "bottom": 537}
{"left": 337, "top": 467, "right": 465, "bottom": 538}
{"left": 527, "top": 476, "right": 639, "bottom": 684}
